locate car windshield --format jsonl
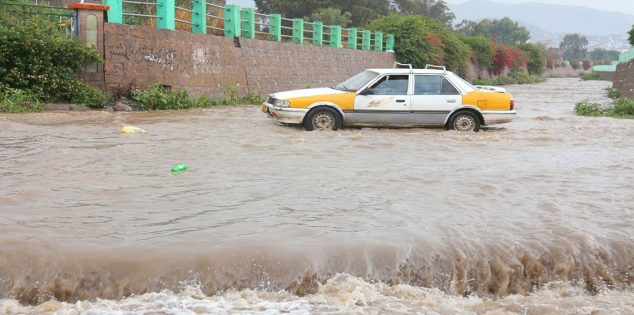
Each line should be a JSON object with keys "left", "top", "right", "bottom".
{"left": 448, "top": 73, "right": 477, "bottom": 91}
{"left": 333, "top": 71, "right": 378, "bottom": 91}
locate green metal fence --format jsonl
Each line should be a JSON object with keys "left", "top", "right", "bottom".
{"left": 618, "top": 47, "right": 634, "bottom": 63}
{"left": 0, "top": 1, "right": 77, "bottom": 37}
{"left": 101, "top": 0, "right": 394, "bottom": 52}
{"left": 593, "top": 47, "right": 634, "bottom": 72}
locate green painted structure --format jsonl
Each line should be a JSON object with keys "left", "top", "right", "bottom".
{"left": 156, "top": 0, "right": 174, "bottom": 30}
{"left": 102, "top": 1, "right": 394, "bottom": 52}
{"left": 347, "top": 28, "right": 357, "bottom": 50}
{"left": 329, "top": 25, "right": 341, "bottom": 48}
{"left": 241, "top": 8, "right": 255, "bottom": 39}
{"left": 292, "top": 18, "right": 303, "bottom": 44}
{"left": 312, "top": 21, "right": 323, "bottom": 46}
{"left": 268, "top": 14, "right": 281, "bottom": 42}
{"left": 191, "top": 0, "right": 205, "bottom": 34}
{"left": 223, "top": 4, "right": 240, "bottom": 37}
{"left": 593, "top": 47, "right": 634, "bottom": 73}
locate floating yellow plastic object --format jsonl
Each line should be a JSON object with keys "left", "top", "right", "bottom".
{"left": 121, "top": 126, "right": 146, "bottom": 134}
{"left": 171, "top": 164, "right": 188, "bottom": 173}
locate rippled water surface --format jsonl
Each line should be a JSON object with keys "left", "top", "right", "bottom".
{"left": 1, "top": 78, "right": 633, "bottom": 314}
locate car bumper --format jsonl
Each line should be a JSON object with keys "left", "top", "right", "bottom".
{"left": 482, "top": 110, "right": 516, "bottom": 125}
{"left": 261, "top": 103, "right": 309, "bottom": 125}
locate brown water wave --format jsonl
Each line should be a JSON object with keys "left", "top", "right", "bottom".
{"left": 1, "top": 78, "right": 633, "bottom": 311}
{"left": 1, "top": 235, "right": 633, "bottom": 305}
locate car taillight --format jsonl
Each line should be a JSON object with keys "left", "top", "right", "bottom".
{"left": 510, "top": 100, "right": 515, "bottom": 110}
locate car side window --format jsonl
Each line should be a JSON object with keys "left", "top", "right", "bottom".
{"left": 414, "top": 75, "right": 461, "bottom": 95}
{"left": 414, "top": 75, "right": 442, "bottom": 95}
{"left": 441, "top": 77, "right": 460, "bottom": 95}
{"left": 369, "top": 75, "right": 409, "bottom": 95}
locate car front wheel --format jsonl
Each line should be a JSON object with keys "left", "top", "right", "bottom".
{"left": 304, "top": 107, "right": 342, "bottom": 131}
{"left": 449, "top": 111, "right": 481, "bottom": 132}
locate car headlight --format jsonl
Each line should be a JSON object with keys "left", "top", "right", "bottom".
{"left": 273, "top": 98, "right": 290, "bottom": 108}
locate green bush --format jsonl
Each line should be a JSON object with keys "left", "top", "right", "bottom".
{"left": 369, "top": 15, "right": 471, "bottom": 77}
{"left": 607, "top": 97, "right": 634, "bottom": 117}
{"left": 131, "top": 84, "right": 265, "bottom": 110}
{"left": 69, "top": 83, "right": 111, "bottom": 108}
{"left": 460, "top": 36, "right": 494, "bottom": 71}
{"left": 575, "top": 101, "right": 604, "bottom": 116}
{"left": 575, "top": 98, "right": 634, "bottom": 118}
{"left": 131, "top": 84, "right": 191, "bottom": 110}
{"left": 607, "top": 88, "right": 621, "bottom": 99}
{"left": 0, "top": 88, "right": 44, "bottom": 113}
{"left": 0, "top": 13, "right": 101, "bottom": 102}
{"left": 516, "top": 43, "right": 545, "bottom": 75}
{"left": 471, "top": 69, "right": 544, "bottom": 86}
{"left": 581, "top": 72, "right": 601, "bottom": 80}
{"left": 570, "top": 60, "right": 581, "bottom": 70}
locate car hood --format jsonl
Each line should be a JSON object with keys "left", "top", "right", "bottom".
{"left": 272, "top": 87, "right": 348, "bottom": 100}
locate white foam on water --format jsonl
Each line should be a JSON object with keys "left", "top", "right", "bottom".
{"left": 2, "top": 275, "right": 633, "bottom": 315}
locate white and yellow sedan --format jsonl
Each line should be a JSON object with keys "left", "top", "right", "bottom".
{"left": 262, "top": 65, "right": 516, "bottom": 132}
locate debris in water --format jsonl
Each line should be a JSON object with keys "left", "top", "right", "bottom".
{"left": 171, "top": 164, "right": 188, "bottom": 173}
{"left": 121, "top": 126, "right": 146, "bottom": 134}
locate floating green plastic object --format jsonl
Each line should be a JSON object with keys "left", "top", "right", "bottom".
{"left": 121, "top": 126, "right": 146, "bottom": 134}
{"left": 171, "top": 164, "right": 188, "bottom": 173}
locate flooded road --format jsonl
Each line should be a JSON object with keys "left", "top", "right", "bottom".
{"left": 1, "top": 78, "right": 633, "bottom": 314}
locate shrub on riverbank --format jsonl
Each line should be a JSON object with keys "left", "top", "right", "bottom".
{"left": 574, "top": 101, "right": 604, "bottom": 116}
{"left": 472, "top": 69, "right": 545, "bottom": 86}
{"left": 580, "top": 72, "right": 602, "bottom": 81}
{"left": 130, "top": 84, "right": 265, "bottom": 110}
{"left": 0, "top": 88, "right": 44, "bottom": 113}
{"left": 608, "top": 97, "right": 634, "bottom": 117}
{"left": 0, "top": 9, "right": 110, "bottom": 109}
{"left": 607, "top": 88, "right": 621, "bottom": 99}
{"left": 368, "top": 15, "right": 471, "bottom": 77}
{"left": 575, "top": 98, "right": 634, "bottom": 118}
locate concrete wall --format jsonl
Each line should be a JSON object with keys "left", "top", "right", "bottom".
{"left": 103, "top": 24, "right": 396, "bottom": 98}
{"left": 613, "top": 60, "right": 634, "bottom": 98}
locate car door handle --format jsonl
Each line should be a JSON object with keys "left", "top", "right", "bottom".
{"left": 396, "top": 100, "right": 406, "bottom": 103}
{"left": 446, "top": 99, "right": 457, "bottom": 103}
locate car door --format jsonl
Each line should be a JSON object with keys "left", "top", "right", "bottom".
{"left": 351, "top": 74, "right": 411, "bottom": 126}
{"left": 410, "top": 75, "right": 462, "bottom": 126}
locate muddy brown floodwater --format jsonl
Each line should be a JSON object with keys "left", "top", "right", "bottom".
{"left": 0, "top": 78, "right": 633, "bottom": 314}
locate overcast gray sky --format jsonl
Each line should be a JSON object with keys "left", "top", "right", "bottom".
{"left": 228, "top": 0, "right": 634, "bottom": 16}
{"left": 447, "top": 0, "right": 634, "bottom": 15}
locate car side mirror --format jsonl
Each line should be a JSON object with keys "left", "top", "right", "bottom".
{"left": 359, "top": 88, "right": 374, "bottom": 96}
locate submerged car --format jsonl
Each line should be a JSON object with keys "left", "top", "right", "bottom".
{"left": 261, "top": 64, "right": 516, "bottom": 132}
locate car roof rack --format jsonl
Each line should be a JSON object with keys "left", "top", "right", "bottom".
{"left": 425, "top": 64, "right": 447, "bottom": 73}
{"left": 394, "top": 62, "right": 413, "bottom": 69}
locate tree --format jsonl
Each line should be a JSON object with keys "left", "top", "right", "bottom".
{"left": 369, "top": 15, "right": 471, "bottom": 77}
{"left": 254, "top": 0, "right": 391, "bottom": 26}
{"left": 589, "top": 48, "right": 620, "bottom": 61}
{"left": 559, "top": 33, "right": 588, "bottom": 61}
{"left": 460, "top": 36, "right": 494, "bottom": 71}
{"left": 391, "top": 0, "right": 455, "bottom": 27}
{"left": 629, "top": 24, "right": 634, "bottom": 46}
{"left": 468, "top": 17, "right": 530, "bottom": 45}
{"left": 309, "top": 8, "right": 352, "bottom": 27}
{"left": 455, "top": 19, "right": 477, "bottom": 36}
{"left": 516, "top": 43, "right": 545, "bottom": 75}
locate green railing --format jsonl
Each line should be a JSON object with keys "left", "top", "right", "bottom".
{"left": 0, "top": 1, "right": 77, "bottom": 37}
{"left": 101, "top": 0, "right": 394, "bottom": 52}
{"left": 593, "top": 47, "right": 634, "bottom": 72}
{"left": 618, "top": 47, "right": 634, "bottom": 63}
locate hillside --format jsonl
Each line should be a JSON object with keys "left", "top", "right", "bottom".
{"left": 450, "top": 0, "right": 634, "bottom": 36}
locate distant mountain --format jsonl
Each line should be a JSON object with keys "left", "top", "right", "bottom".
{"left": 450, "top": 0, "right": 634, "bottom": 37}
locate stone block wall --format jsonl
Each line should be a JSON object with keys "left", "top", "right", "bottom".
{"left": 103, "top": 24, "right": 396, "bottom": 98}
{"left": 613, "top": 60, "right": 634, "bottom": 98}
